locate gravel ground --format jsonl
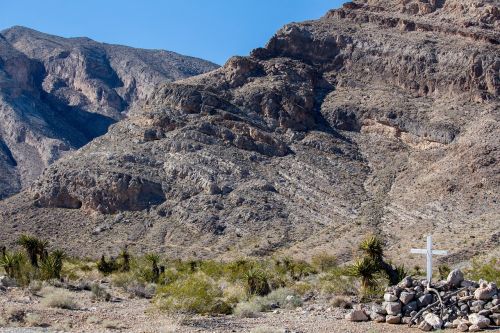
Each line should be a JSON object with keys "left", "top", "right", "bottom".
{"left": 0, "top": 287, "right": 495, "bottom": 333}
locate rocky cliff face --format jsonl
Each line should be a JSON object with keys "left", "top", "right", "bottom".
{"left": 0, "top": 1, "right": 498, "bottom": 263}
{"left": 0, "top": 27, "right": 218, "bottom": 198}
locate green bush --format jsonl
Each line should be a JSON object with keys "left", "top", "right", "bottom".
{"left": 438, "top": 264, "right": 451, "bottom": 280}
{"left": 91, "top": 283, "right": 111, "bottom": 301}
{"left": 245, "top": 269, "right": 270, "bottom": 296}
{"left": 311, "top": 252, "right": 338, "bottom": 272}
{"left": 156, "top": 272, "right": 231, "bottom": 314}
{"left": 466, "top": 258, "right": 500, "bottom": 285}
{"left": 319, "top": 267, "right": 357, "bottom": 296}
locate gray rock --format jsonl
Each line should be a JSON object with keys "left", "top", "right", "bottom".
{"left": 447, "top": 269, "right": 464, "bottom": 287}
{"left": 371, "top": 304, "right": 387, "bottom": 315}
{"left": 490, "top": 313, "right": 500, "bottom": 326}
{"left": 385, "top": 301, "right": 402, "bottom": 315}
{"left": 398, "top": 276, "right": 413, "bottom": 288}
{"left": 403, "top": 301, "right": 418, "bottom": 314}
{"left": 399, "top": 291, "right": 415, "bottom": 305}
{"left": 345, "top": 309, "right": 369, "bottom": 322}
{"left": 418, "top": 320, "right": 432, "bottom": 331}
{"left": 468, "top": 324, "right": 481, "bottom": 332}
{"left": 424, "top": 313, "right": 443, "bottom": 330}
{"left": 386, "top": 315, "right": 401, "bottom": 324}
{"left": 418, "top": 294, "right": 434, "bottom": 307}
{"left": 384, "top": 293, "right": 398, "bottom": 302}
{"left": 457, "top": 323, "right": 469, "bottom": 332}
{"left": 468, "top": 313, "right": 490, "bottom": 328}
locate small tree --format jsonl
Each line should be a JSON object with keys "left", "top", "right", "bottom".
{"left": 119, "top": 248, "right": 131, "bottom": 272}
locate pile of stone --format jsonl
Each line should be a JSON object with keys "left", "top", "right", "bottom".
{"left": 346, "top": 269, "right": 499, "bottom": 331}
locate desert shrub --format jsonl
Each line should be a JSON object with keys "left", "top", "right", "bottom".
{"left": 91, "top": 283, "right": 111, "bottom": 301}
{"left": 25, "top": 313, "right": 45, "bottom": 327}
{"left": 97, "top": 255, "right": 118, "bottom": 275}
{"left": 311, "top": 252, "right": 338, "bottom": 272}
{"left": 222, "top": 282, "right": 247, "bottom": 305}
{"left": 156, "top": 272, "right": 230, "bottom": 314}
{"left": 319, "top": 267, "right": 357, "bottom": 296}
{"left": 28, "top": 280, "right": 43, "bottom": 295}
{"left": 331, "top": 295, "right": 353, "bottom": 309}
{"left": 245, "top": 268, "right": 270, "bottom": 296}
{"left": 290, "top": 280, "right": 314, "bottom": 296}
{"left": 438, "top": 264, "right": 451, "bottom": 280}
{"left": 233, "top": 300, "right": 262, "bottom": 318}
{"left": 263, "top": 288, "right": 302, "bottom": 309}
{"left": 126, "top": 281, "right": 156, "bottom": 299}
{"left": 41, "top": 288, "right": 78, "bottom": 309}
{"left": 234, "top": 288, "right": 301, "bottom": 317}
{"left": 6, "top": 308, "right": 26, "bottom": 322}
{"left": 466, "top": 258, "right": 500, "bottom": 285}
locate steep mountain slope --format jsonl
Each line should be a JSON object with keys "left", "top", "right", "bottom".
{"left": 0, "top": 0, "right": 498, "bottom": 263}
{"left": 0, "top": 27, "right": 218, "bottom": 198}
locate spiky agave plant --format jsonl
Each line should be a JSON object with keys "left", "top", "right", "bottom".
{"left": 348, "top": 257, "right": 379, "bottom": 292}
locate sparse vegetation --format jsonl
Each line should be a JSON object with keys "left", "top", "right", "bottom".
{"left": 41, "top": 287, "right": 78, "bottom": 309}
{"left": 466, "top": 258, "right": 500, "bottom": 285}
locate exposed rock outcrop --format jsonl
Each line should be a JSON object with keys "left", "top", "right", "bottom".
{"left": 0, "top": 26, "right": 218, "bottom": 198}
{"left": 0, "top": 1, "right": 498, "bottom": 261}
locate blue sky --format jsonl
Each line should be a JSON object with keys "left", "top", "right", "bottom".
{"left": 0, "top": 0, "right": 345, "bottom": 65}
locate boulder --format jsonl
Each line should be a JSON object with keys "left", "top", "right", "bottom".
{"left": 398, "top": 276, "right": 413, "bottom": 288}
{"left": 447, "top": 269, "right": 464, "bottom": 287}
{"left": 424, "top": 313, "right": 443, "bottom": 330}
{"left": 0, "top": 276, "right": 16, "bottom": 287}
{"left": 386, "top": 315, "right": 401, "bottom": 324}
{"left": 468, "top": 324, "right": 481, "bottom": 332}
{"left": 457, "top": 322, "right": 469, "bottom": 332}
{"left": 345, "top": 309, "right": 369, "bottom": 322}
{"left": 418, "top": 320, "right": 432, "bottom": 331}
{"left": 385, "top": 301, "right": 401, "bottom": 315}
{"left": 418, "top": 294, "right": 434, "bottom": 307}
{"left": 474, "top": 283, "right": 497, "bottom": 301}
{"left": 490, "top": 313, "right": 500, "bottom": 326}
{"left": 400, "top": 291, "right": 415, "bottom": 304}
{"left": 403, "top": 301, "right": 418, "bottom": 314}
{"left": 468, "top": 313, "right": 490, "bottom": 328}
{"left": 371, "top": 303, "right": 387, "bottom": 315}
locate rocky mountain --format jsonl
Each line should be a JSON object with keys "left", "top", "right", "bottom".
{"left": 0, "top": 26, "right": 218, "bottom": 198}
{"left": 0, "top": 0, "right": 498, "bottom": 263}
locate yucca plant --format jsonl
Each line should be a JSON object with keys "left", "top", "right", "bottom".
{"left": 146, "top": 253, "right": 160, "bottom": 283}
{"left": 18, "top": 235, "right": 47, "bottom": 268}
{"left": 40, "top": 250, "right": 65, "bottom": 280}
{"left": 348, "top": 257, "right": 379, "bottom": 292}
{"left": 0, "top": 251, "right": 24, "bottom": 279}
{"left": 119, "top": 248, "right": 131, "bottom": 272}
{"left": 358, "top": 235, "right": 403, "bottom": 285}
{"left": 245, "top": 268, "right": 270, "bottom": 296}
{"left": 359, "top": 235, "right": 384, "bottom": 261}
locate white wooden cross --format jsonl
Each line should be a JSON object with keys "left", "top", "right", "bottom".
{"left": 410, "top": 235, "right": 448, "bottom": 288}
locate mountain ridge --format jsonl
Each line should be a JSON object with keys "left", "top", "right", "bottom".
{"left": 0, "top": 0, "right": 498, "bottom": 264}
{"left": 0, "top": 26, "right": 218, "bottom": 198}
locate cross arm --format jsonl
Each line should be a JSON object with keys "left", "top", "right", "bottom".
{"left": 410, "top": 249, "right": 427, "bottom": 254}
{"left": 432, "top": 250, "right": 448, "bottom": 255}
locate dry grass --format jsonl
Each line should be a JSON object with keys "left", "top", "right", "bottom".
{"left": 41, "top": 287, "right": 78, "bottom": 310}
